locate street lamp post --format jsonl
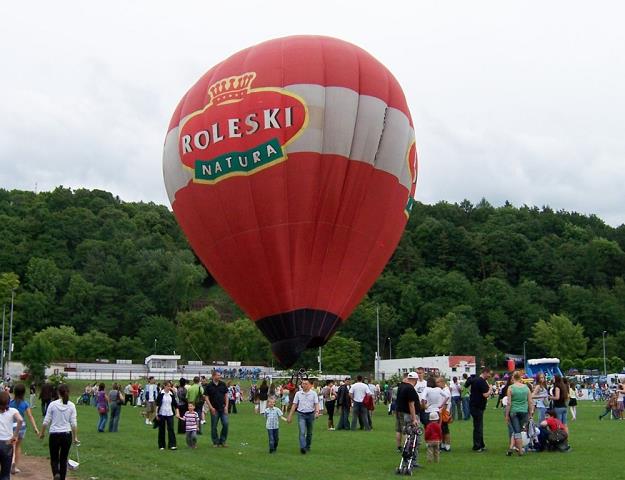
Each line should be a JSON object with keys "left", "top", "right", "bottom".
{"left": 387, "top": 337, "right": 392, "bottom": 360}
{"left": 154, "top": 338, "right": 157, "bottom": 354}
{"left": 602, "top": 331, "right": 607, "bottom": 377}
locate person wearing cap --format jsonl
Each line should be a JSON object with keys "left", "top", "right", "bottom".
{"left": 425, "top": 411, "right": 442, "bottom": 463}
{"left": 335, "top": 378, "right": 351, "bottom": 430}
{"left": 395, "top": 372, "right": 422, "bottom": 455}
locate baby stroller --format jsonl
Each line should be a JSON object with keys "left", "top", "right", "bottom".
{"left": 396, "top": 423, "right": 423, "bottom": 476}
{"left": 525, "top": 418, "right": 541, "bottom": 452}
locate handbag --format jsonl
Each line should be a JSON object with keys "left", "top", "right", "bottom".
{"left": 440, "top": 407, "right": 453, "bottom": 424}
{"left": 363, "top": 393, "right": 375, "bottom": 411}
{"left": 98, "top": 405, "right": 107, "bottom": 414}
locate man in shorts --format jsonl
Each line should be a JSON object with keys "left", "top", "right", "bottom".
{"left": 395, "top": 372, "right": 422, "bottom": 454}
{"left": 143, "top": 377, "right": 158, "bottom": 425}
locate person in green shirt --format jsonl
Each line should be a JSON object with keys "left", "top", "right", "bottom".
{"left": 460, "top": 374, "right": 471, "bottom": 420}
{"left": 505, "top": 371, "right": 533, "bottom": 456}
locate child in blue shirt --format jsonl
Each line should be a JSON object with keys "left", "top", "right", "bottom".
{"left": 262, "top": 396, "right": 286, "bottom": 453}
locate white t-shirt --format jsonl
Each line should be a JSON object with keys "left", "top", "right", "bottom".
{"left": 424, "top": 387, "right": 449, "bottom": 413}
{"left": 349, "top": 382, "right": 371, "bottom": 403}
{"left": 415, "top": 380, "right": 427, "bottom": 401}
{"left": 159, "top": 392, "right": 174, "bottom": 416}
{"left": 0, "top": 408, "right": 20, "bottom": 441}
{"left": 450, "top": 382, "right": 461, "bottom": 397}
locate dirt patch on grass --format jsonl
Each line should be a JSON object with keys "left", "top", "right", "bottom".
{"left": 15, "top": 454, "right": 77, "bottom": 479}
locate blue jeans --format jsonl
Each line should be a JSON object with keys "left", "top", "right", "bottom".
{"left": 509, "top": 411, "right": 528, "bottom": 439}
{"left": 210, "top": 410, "right": 229, "bottom": 445}
{"left": 451, "top": 396, "right": 462, "bottom": 420}
{"left": 462, "top": 397, "right": 471, "bottom": 420}
{"left": 536, "top": 406, "right": 547, "bottom": 423}
{"left": 297, "top": 412, "right": 315, "bottom": 450}
{"left": 337, "top": 406, "right": 350, "bottom": 430}
{"left": 554, "top": 407, "right": 568, "bottom": 425}
{"left": 97, "top": 412, "right": 107, "bottom": 432}
{"left": 109, "top": 404, "right": 121, "bottom": 432}
{"left": 267, "top": 428, "right": 279, "bottom": 451}
{"left": 0, "top": 443, "right": 13, "bottom": 480}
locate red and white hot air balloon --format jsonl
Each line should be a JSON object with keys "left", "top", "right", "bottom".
{"left": 163, "top": 36, "right": 417, "bottom": 367}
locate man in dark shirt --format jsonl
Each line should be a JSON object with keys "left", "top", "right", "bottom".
{"left": 465, "top": 368, "right": 491, "bottom": 452}
{"left": 205, "top": 370, "right": 229, "bottom": 447}
{"left": 395, "top": 372, "right": 421, "bottom": 453}
{"left": 336, "top": 378, "right": 352, "bottom": 430}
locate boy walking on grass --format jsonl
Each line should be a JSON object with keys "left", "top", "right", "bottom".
{"left": 263, "top": 396, "right": 287, "bottom": 453}
{"left": 184, "top": 403, "right": 200, "bottom": 448}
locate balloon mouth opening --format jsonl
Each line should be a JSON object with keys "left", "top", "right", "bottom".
{"left": 255, "top": 309, "right": 342, "bottom": 368}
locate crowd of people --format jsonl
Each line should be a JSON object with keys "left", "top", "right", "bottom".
{"left": 0, "top": 365, "right": 621, "bottom": 479}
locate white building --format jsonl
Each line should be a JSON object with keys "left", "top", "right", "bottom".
{"left": 145, "top": 355, "right": 181, "bottom": 375}
{"left": 376, "top": 355, "right": 476, "bottom": 380}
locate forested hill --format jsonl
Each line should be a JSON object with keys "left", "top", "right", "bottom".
{"left": 1, "top": 187, "right": 625, "bottom": 372}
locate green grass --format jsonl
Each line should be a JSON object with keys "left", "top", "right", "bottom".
{"left": 21, "top": 395, "right": 621, "bottom": 480}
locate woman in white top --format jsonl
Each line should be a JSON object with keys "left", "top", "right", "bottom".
{"left": 39, "top": 384, "right": 78, "bottom": 480}
{"left": 0, "top": 390, "right": 22, "bottom": 480}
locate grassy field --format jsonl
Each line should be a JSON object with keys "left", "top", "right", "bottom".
{"left": 21, "top": 388, "right": 621, "bottom": 480}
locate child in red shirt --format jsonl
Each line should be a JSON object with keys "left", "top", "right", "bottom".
{"left": 425, "top": 411, "right": 443, "bottom": 463}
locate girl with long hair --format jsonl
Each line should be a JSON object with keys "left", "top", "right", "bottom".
{"left": 39, "top": 384, "right": 78, "bottom": 480}
{"left": 551, "top": 375, "right": 569, "bottom": 425}
{"left": 532, "top": 373, "right": 549, "bottom": 422}
{"left": 9, "top": 384, "right": 39, "bottom": 474}
{"left": 95, "top": 383, "right": 109, "bottom": 432}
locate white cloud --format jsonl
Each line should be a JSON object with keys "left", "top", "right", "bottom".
{"left": 1, "top": 0, "right": 624, "bottom": 226}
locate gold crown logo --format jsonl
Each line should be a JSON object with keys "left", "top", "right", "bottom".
{"left": 207, "top": 72, "right": 256, "bottom": 105}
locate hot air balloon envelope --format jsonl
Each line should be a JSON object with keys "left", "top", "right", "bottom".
{"left": 163, "top": 36, "right": 418, "bottom": 367}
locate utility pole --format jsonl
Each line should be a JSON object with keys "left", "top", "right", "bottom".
{"left": 1, "top": 306, "right": 5, "bottom": 379}
{"left": 318, "top": 347, "right": 322, "bottom": 373}
{"left": 523, "top": 341, "right": 527, "bottom": 370}
{"left": 387, "top": 337, "right": 392, "bottom": 360}
{"left": 376, "top": 306, "right": 380, "bottom": 380}
{"left": 7, "top": 290, "right": 14, "bottom": 374}
{"left": 602, "top": 331, "right": 607, "bottom": 377}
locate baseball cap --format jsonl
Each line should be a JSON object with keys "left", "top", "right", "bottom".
{"left": 407, "top": 372, "right": 418, "bottom": 379}
{"left": 429, "top": 411, "right": 439, "bottom": 421}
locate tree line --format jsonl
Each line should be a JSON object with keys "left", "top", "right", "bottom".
{"left": 1, "top": 187, "right": 625, "bottom": 374}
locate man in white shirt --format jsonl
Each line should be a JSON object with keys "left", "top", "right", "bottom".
{"left": 349, "top": 376, "right": 371, "bottom": 431}
{"left": 287, "top": 379, "right": 319, "bottom": 454}
{"left": 414, "top": 368, "right": 428, "bottom": 424}
{"left": 143, "top": 377, "right": 158, "bottom": 425}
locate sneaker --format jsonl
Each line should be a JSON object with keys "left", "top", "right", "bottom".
{"left": 475, "top": 448, "right": 486, "bottom": 453}
{"left": 397, "top": 447, "right": 402, "bottom": 453}
{"left": 300, "top": 448, "right": 307, "bottom": 454}
{"left": 170, "top": 446, "right": 177, "bottom": 450}
{"left": 159, "top": 448, "right": 165, "bottom": 450}
{"left": 506, "top": 449, "right": 514, "bottom": 456}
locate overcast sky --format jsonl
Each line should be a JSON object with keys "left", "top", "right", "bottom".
{"left": 1, "top": 1, "right": 624, "bottom": 226}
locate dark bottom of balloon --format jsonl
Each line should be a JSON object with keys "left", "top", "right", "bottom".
{"left": 256, "top": 309, "right": 342, "bottom": 368}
